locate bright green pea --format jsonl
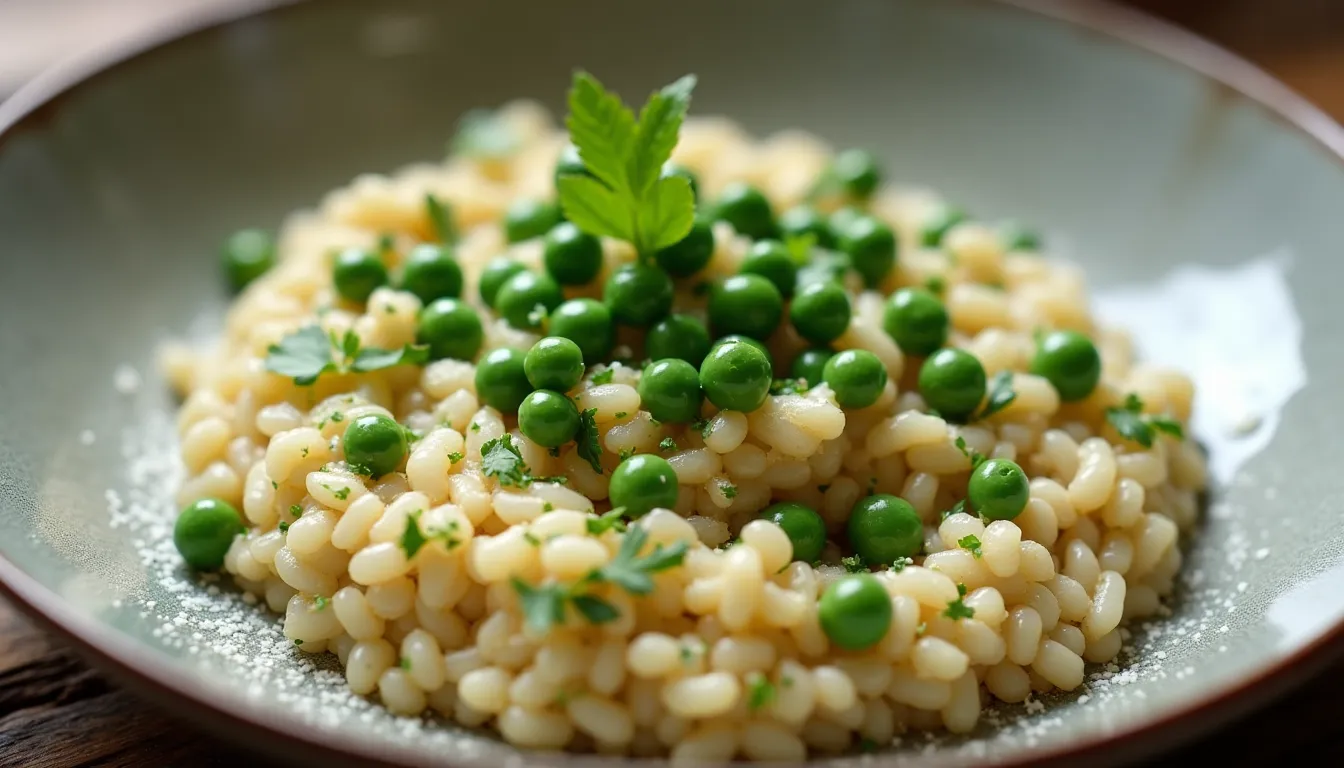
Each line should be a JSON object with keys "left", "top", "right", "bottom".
{"left": 417, "top": 298, "right": 483, "bottom": 361}
{"left": 708, "top": 274, "right": 783, "bottom": 340}
{"left": 609, "top": 454, "right": 679, "bottom": 518}
{"left": 790, "top": 347, "right": 833, "bottom": 386}
{"left": 548, "top": 298, "right": 615, "bottom": 363}
{"left": 882, "top": 287, "right": 949, "bottom": 357}
{"left": 655, "top": 217, "right": 715, "bottom": 278}
{"left": 759, "top": 502, "right": 826, "bottom": 564}
{"left": 333, "top": 248, "right": 389, "bottom": 304}
{"left": 713, "top": 182, "right": 777, "bottom": 240}
{"left": 818, "top": 574, "right": 893, "bottom": 651}
{"left": 712, "top": 335, "right": 774, "bottom": 369}
{"left": 917, "top": 348, "right": 986, "bottom": 422}
{"left": 1030, "top": 330, "right": 1101, "bottom": 402}
{"left": 778, "top": 205, "right": 836, "bottom": 248}
{"left": 401, "top": 244, "right": 463, "bottom": 303}
{"left": 478, "top": 257, "right": 527, "bottom": 308}
{"left": 646, "top": 315, "right": 711, "bottom": 366}
{"left": 740, "top": 239, "right": 798, "bottom": 298}
{"left": 832, "top": 148, "right": 881, "bottom": 200}
{"left": 699, "top": 340, "right": 772, "bottom": 413}
{"left": 543, "top": 222, "right": 603, "bottom": 286}
{"left": 524, "top": 336, "right": 585, "bottom": 391}
{"left": 222, "top": 229, "right": 274, "bottom": 292}
{"left": 504, "top": 198, "right": 564, "bottom": 243}
{"left": 519, "top": 390, "right": 581, "bottom": 448}
{"left": 968, "top": 458, "right": 1030, "bottom": 521}
{"left": 174, "top": 498, "right": 245, "bottom": 570}
{"left": 838, "top": 215, "right": 896, "bottom": 289}
{"left": 790, "top": 281, "right": 851, "bottom": 344}
{"left": 638, "top": 359, "right": 703, "bottom": 424}
{"left": 823, "top": 349, "right": 888, "bottom": 409}
{"left": 604, "top": 263, "right": 673, "bottom": 327}
{"left": 495, "top": 270, "right": 563, "bottom": 330}
{"left": 847, "top": 494, "right": 923, "bottom": 565}
{"left": 343, "top": 414, "right": 409, "bottom": 477}
{"left": 474, "top": 347, "right": 531, "bottom": 413}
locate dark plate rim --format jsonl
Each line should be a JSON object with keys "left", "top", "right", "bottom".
{"left": 2, "top": 0, "right": 1343, "bottom": 766}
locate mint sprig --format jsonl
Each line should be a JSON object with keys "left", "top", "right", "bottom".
{"left": 557, "top": 72, "right": 697, "bottom": 260}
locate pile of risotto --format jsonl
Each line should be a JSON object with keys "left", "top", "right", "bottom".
{"left": 164, "top": 73, "right": 1206, "bottom": 762}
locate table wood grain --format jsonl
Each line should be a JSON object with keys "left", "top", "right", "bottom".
{"left": 4, "top": 2, "right": 1344, "bottom": 766}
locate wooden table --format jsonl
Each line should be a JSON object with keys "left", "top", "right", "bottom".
{"left": 4, "top": 2, "right": 1344, "bottom": 766}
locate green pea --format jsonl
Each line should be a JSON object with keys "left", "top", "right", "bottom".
{"left": 708, "top": 274, "right": 783, "bottom": 340}
{"left": 524, "top": 336, "right": 585, "bottom": 391}
{"left": 758, "top": 502, "right": 826, "bottom": 564}
{"left": 548, "top": 298, "right": 615, "bottom": 363}
{"left": 222, "top": 229, "right": 274, "bottom": 292}
{"left": 968, "top": 458, "right": 1030, "bottom": 521}
{"left": 474, "top": 347, "right": 531, "bottom": 413}
{"left": 1030, "top": 330, "right": 1101, "bottom": 402}
{"left": 543, "top": 222, "right": 603, "bottom": 286}
{"left": 882, "top": 287, "right": 949, "bottom": 357}
{"left": 638, "top": 359, "right": 703, "bottom": 424}
{"left": 609, "top": 454, "right": 679, "bottom": 518}
{"left": 343, "top": 414, "right": 409, "bottom": 477}
{"left": 478, "top": 257, "right": 527, "bottom": 308}
{"left": 554, "top": 143, "right": 590, "bottom": 185}
{"left": 604, "top": 263, "right": 673, "bottom": 327}
{"left": 832, "top": 148, "right": 881, "bottom": 200}
{"left": 818, "top": 574, "right": 893, "bottom": 651}
{"left": 655, "top": 217, "right": 715, "bottom": 278}
{"left": 332, "top": 248, "right": 389, "bottom": 304}
{"left": 779, "top": 205, "right": 836, "bottom": 248}
{"left": 847, "top": 494, "right": 923, "bottom": 565}
{"left": 917, "top": 348, "right": 986, "bottom": 422}
{"left": 417, "top": 298, "right": 483, "bottom": 361}
{"left": 504, "top": 198, "right": 564, "bottom": 243}
{"left": 173, "top": 498, "right": 245, "bottom": 570}
{"left": 823, "top": 349, "right": 888, "bottom": 409}
{"left": 495, "top": 270, "right": 563, "bottom": 330}
{"left": 713, "top": 182, "right": 777, "bottom": 240}
{"left": 790, "top": 347, "right": 833, "bottom": 387}
{"left": 712, "top": 335, "right": 774, "bottom": 369}
{"left": 662, "top": 162, "right": 700, "bottom": 200}
{"left": 790, "top": 281, "right": 851, "bottom": 344}
{"left": 740, "top": 239, "right": 798, "bottom": 298}
{"left": 401, "top": 244, "right": 463, "bottom": 303}
{"left": 922, "top": 205, "right": 966, "bottom": 247}
{"left": 838, "top": 215, "right": 896, "bottom": 289}
{"left": 699, "top": 340, "right": 772, "bottom": 413}
{"left": 646, "top": 314, "right": 711, "bottom": 366}
{"left": 519, "top": 390, "right": 581, "bottom": 448}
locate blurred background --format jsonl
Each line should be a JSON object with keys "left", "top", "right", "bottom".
{"left": 3, "top": 0, "right": 1344, "bottom": 121}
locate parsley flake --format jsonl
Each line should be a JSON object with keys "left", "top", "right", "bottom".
{"left": 618, "top": 447, "right": 635, "bottom": 461}
{"left": 746, "top": 674, "right": 776, "bottom": 712}
{"left": 840, "top": 554, "right": 868, "bottom": 573}
{"left": 890, "top": 556, "right": 913, "bottom": 573}
{"left": 330, "top": 411, "right": 344, "bottom": 423}
{"left": 614, "top": 411, "right": 628, "bottom": 419}
{"left": 953, "top": 436, "right": 987, "bottom": 468}
{"left": 977, "top": 370, "right": 1017, "bottom": 420}
{"left": 719, "top": 481, "right": 738, "bottom": 500}
{"left": 1106, "top": 393, "right": 1185, "bottom": 449}
{"left": 591, "top": 368, "right": 615, "bottom": 385}
{"left": 312, "top": 596, "right": 329, "bottom": 611}
{"left": 925, "top": 276, "right": 946, "bottom": 295}
{"left": 481, "top": 436, "right": 529, "bottom": 487}
{"left": 399, "top": 509, "right": 460, "bottom": 559}
{"left": 448, "top": 451, "right": 464, "bottom": 464}
{"left": 944, "top": 584, "right": 976, "bottom": 621}
{"left": 659, "top": 437, "right": 677, "bottom": 452}
{"left": 958, "top": 535, "right": 984, "bottom": 558}
{"left": 524, "top": 532, "right": 542, "bottom": 547}
{"left": 289, "top": 505, "right": 303, "bottom": 518}
{"left": 770, "top": 377, "right": 809, "bottom": 396}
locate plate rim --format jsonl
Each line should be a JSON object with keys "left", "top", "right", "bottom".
{"left": 2, "top": 0, "right": 1343, "bottom": 765}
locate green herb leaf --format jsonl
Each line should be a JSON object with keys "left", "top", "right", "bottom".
{"left": 943, "top": 595, "right": 975, "bottom": 621}
{"left": 594, "top": 524, "right": 688, "bottom": 595}
{"left": 720, "top": 482, "right": 738, "bottom": 500}
{"left": 565, "top": 72, "right": 638, "bottom": 195}
{"left": 556, "top": 175, "right": 635, "bottom": 241}
{"left": 925, "top": 275, "right": 946, "bottom": 295}
{"left": 571, "top": 594, "right": 620, "bottom": 624}
{"left": 783, "top": 233, "right": 818, "bottom": 266}
{"left": 399, "top": 509, "right": 460, "bottom": 560}
{"left": 771, "top": 377, "right": 809, "bottom": 396}
{"left": 512, "top": 578, "right": 568, "bottom": 635}
{"left": 575, "top": 407, "right": 604, "bottom": 475}
{"left": 451, "top": 108, "right": 519, "bottom": 159}
{"left": 840, "top": 554, "right": 868, "bottom": 573}
{"left": 953, "top": 436, "right": 987, "bottom": 468}
{"left": 957, "top": 534, "right": 983, "bottom": 558}
{"left": 1149, "top": 417, "right": 1185, "bottom": 440}
{"left": 351, "top": 343, "right": 430, "bottom": 373}
{"left": 313, "top": 595, "right": 329, "bottom": 611}
{"left": 746, "top": 674, "right": 776, "bottom": 712}
{"left": 795, "top": 248, "right": 852, "bottom": 288}
{"left": 978, "top": 370, "right": 1017, "bottom": 420}
{"left": 659, "top": 437, "right": 677, "bottom": 452}
{"left": 1105, "top": 393, "right": 1154, "bottom": 448}
{"left": 448, "top": 451, "right": 464, "bottom": 464}
{"left": 940, "top": 499, "right": 967, "bottom": 522}
{"left": 591, "top": 368, "right": 615, "bottom": 385}
{"left": 481, "top": 436, "right": 529, "bottom": 487}
{"left": 400, "top": 657, "right": 412, "bottom": 671}
{"left": 265, "top": 325, "right": 337, "bottom": 385}
{"left": 425, "top": 193, "right": 458, "bottom": 244}
{"left": 587, "top": 508, "right": 629, "bottom": 536}
{"left": 890, "top": 556, "right": 913, "bottom": 573}
{"left": 627, "top": 75, "right": 696, "bottom": 196}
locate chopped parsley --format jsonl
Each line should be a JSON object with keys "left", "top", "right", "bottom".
{"left": 591, "top": 368, "right": 615, "bottom": 385}
{"left": 746, "top": 674, "right": 776, "bottom": 712}
{"left": 448, "top": 451, "right": 464, "bottom": 464}
{"left": 591, "top": 524, "right": 688, "bottom": 595}
{"left": 557, "top": 72, "right": 697, "bottom": 260}
{"left": 322, "top": 483, "right": 350, "bottom": 501}
{"left": 840, "top": 554, "right": 868, "bottom": 573}
{"left": 400, "top": 656, "right": 412, "bottom": 671}
{"left": 618, "top": 447, "right": 635, "bottom": 461}
{"left": 301, "top": 447, "right": 309, "bottom": 458}
{"left": 770, "top": 377, "right": 809, "bottom": 396}
{"left": 691, "top": 418, "right": 713, "bottom": 439}
{"left": 924, "top": 275, "right": 946, "bottom": 295}
{"left": 943, "top": 583, "right": 975, "bottom": 620}
{"left": 481, "top": 436, "right": 529, "bottom": 487}
{"left": 958, "top": 535, "right": 983, "bottom": 558}
{"left": 1105, "top": 393, "right": 1185, "bottom": 449}
{"left": 575, "top": 407, "right": 604, "bottom": 474}
{"left": 524, "top": 532, "right": 542, "bottom": 547}
{"left": 289, "top": 505, "right": 303, "bottom": 518}
{"left": 293, "top": 639, "right": 303, "bottom": 646}
{"left": 470, "top": 421, "right": 481, "bottom": 432}
{"left": 915, "top": 622, "right": 927, "bottom": 636}
{"left": 330, "top": 411, "right": 345, "bottom": 423}
{"left": 953, "top": 436, "right": 987, "bottom": 468}
{"left": 783, "top": 232, "right": 818, "bottom": 265}
{"left": 543, "top": 502, "right": 555, "bottom": 513}
{"left": 719, "top": 481, "right": 738, "bottom": 500}
{"left": 659, "top": 437, "right": 677, "bottom": 452}
{"left": 586, "top": 508, "right": 628, "bottom": 536}
{"left": 889, "top": 556, "right": 913, "bottom": 573}
{"left": 614, "top": 411, "right": 628, "bottom": 419}
{"left": 424, "top": 193, "right": 458, "bottom": 244}
{"left": 511, "top": 580, "right": 619, "bottom": 635}
{"left": 312, "top": 596, "right": 329, "bottom": 611}
{"left": 940, "top": 499, "right": 967, "bottom": 522}
{"left": 399, "top": 509, "right": 460, "bottom": 559}
{"left": 977, "top": 370, "right": 1017, "bottom": 420}
{"left": 264, "top": 326, "right": 429, "bottom": 386}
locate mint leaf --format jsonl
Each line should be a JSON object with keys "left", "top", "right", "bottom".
{"left": 637, "top": 175, "right": 696, "bottom": 253}
{"left": 565, "top": 72, "right": 637, "bottom": 195}
{"left": 351, "top": 343, "right": 430, "bottom": 373}
{"left": 425, "top": 193, "right": 457, "bottom": 244}
{"left": 571, "top": 594, "right": 620, "bottom": 624}
{"left": 557, "top": 175, "right": 635, "bottom": 241}
{"left": 978, "top": 371, "right": 1017, "bottom": 420}
{"left": 944, "top": 594, "right": 975, "bottom": 621}
{"left": 626, "top": 75, "right": 696, "bottom": 197}
{"left": 575, "top": 407, "right": 604, "bottom": 475}
{"left": 265, "top": 326, "right": 336, "bottom": 385}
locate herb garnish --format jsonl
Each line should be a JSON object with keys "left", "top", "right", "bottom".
{"left": 1105, "top": 393, "right": 1185, "bottom": 449}
{"left": 840, "top": 554, "right": 868, "bottom": 573}
{"left": 977, "top": 370, "right": 1017, "bottom": 420}
{"left": 586, "top": 508, "right": 628, "bottom": 536}
{"left": 399, "top": 509, "right": 460, "bottom": 559}
{"left": 958, "top": 535, "right": 984, "bottom": 558}
{"left": 658, "top": 437, "right": 677, "bottom": 452}
{"left": 481, "top": 436, "right": 565, "bottom": 488}
{"left": 943, "top": 583, "right": 975, "bottom": 620}
{"left": 746, "top": 674, "right": 776, "bottom": 712}
{"left": 591, "top": 368, "right": 615, "bottom": 385}
{"left": 575, "top": 408, "right": 604, "bottom": 474}
{"left": 265, "top": 326, "right": 429, "bottom": 386}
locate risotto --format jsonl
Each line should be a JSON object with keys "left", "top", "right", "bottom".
{"left": 164, "top": 72, "right": 1206, "bottom": 761}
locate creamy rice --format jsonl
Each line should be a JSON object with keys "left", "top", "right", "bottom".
{"left": 167, "top": 98, "right": 1206, "bottom": 761}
